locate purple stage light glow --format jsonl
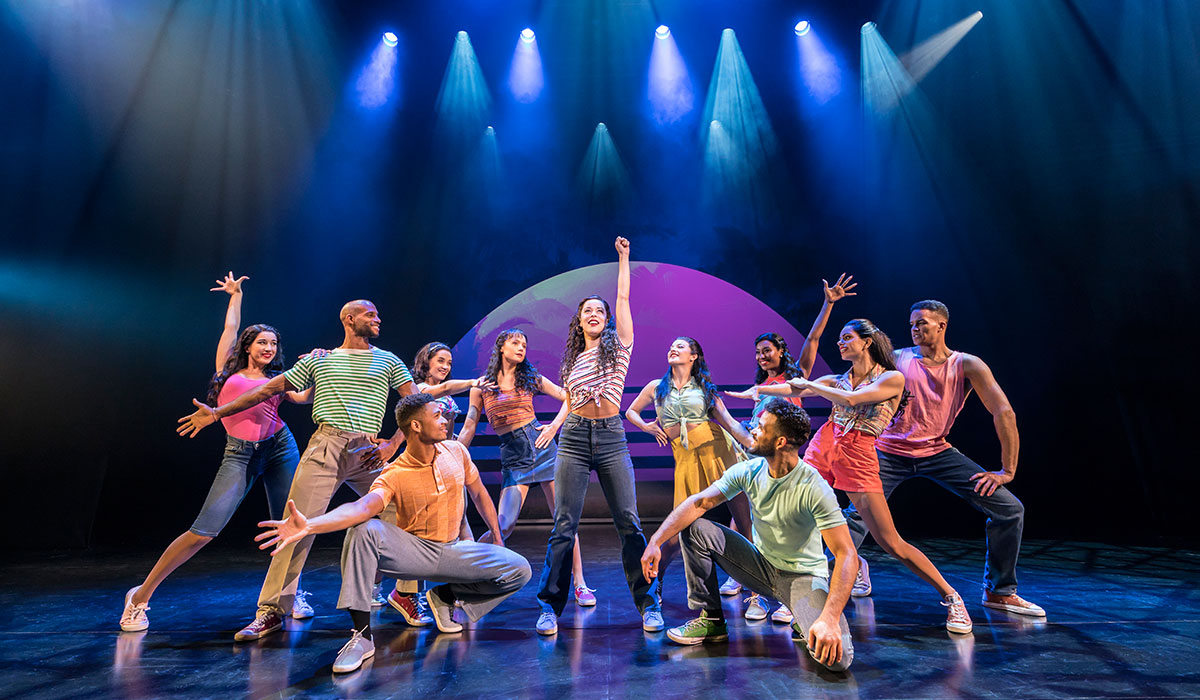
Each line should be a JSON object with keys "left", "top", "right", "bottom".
{"left": 796, "top": 24, "right": 841, "bottom": 104}
{"left": 648, "top": 26, "right": 694, "bottom": 125}
{"left": 508, "top": 28, "right": 543, "bottom": 103}
{"left": 356, "top": 35, "right": 400, "bottom": 110}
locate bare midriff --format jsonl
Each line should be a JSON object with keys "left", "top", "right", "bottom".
{"left": 571, "top": 397, "right": 621, "bottom": 419}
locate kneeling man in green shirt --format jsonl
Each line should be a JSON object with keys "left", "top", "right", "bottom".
{"left": 641, "top": 398, "right": 859, "bottom": 672}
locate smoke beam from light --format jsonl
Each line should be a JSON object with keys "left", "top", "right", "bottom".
{"left": 508, "top": 31, "right": 544, "bottom": 103}
{"left": 648, "top": 26, "right": 695, "bottom": 124}
{"left": 577, "top": 123, "right": 632, "bottom": 216}
{"left": 861, "top": 25, "right": 919, "bottom": 117}
{"left": 900, "top": 11, "right": 984, "bottom": 84}
{"left": 434, "top": 31, "right": 492, "bottom": 152}
{"left": 795, "top": 25, "right": 841, "bottom": 104}
{"left": 356, "top": 37, "right": 399, "bottom": 110}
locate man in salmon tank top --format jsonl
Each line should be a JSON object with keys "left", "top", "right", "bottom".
{"left": 843, "top": 300, "right": 1044, "bottom": 617}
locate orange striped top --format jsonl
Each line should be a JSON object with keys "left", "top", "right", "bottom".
{"left": 481, "top": 388, "right": 537, "bottom": 431}
{"left": 369, "top": 441, "right": 479, "bottom": 543}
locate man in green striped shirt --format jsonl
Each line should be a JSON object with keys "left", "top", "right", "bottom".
{"left": 178, "top": 299, "right": 416, "bottom": 641}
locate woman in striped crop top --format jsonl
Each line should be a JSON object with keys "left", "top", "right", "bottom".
{"left": 626, "top": 336, "right": 752, "bottom": 601}
{"left": 534, "top": 237, "right": 663, "bottom": 636}
{"left": 379, "top": 342, "right": 479, "bottom": 619}
{"left": 458, "top": 329, "right": 595, "bottom": 606}
{"left": 120, "top": 273, "right": 315, "bottom": 633}
{"left": 746, "top": 318, "right": 974, "bottom": 634}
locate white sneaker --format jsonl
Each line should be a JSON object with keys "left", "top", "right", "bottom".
{"left": 119, "top": 586, "right": 149, "bottom": 632}
{"left": 943, "top": 592, "right": 973, "bottom": 634}
{"left": 291, "top": 589, "right": 314, "bottom": 619}
{"left": 536, "top": 612, "right": 558, "bottom": 636}
{"left": 719, "top": 577, "right": 742, "bottom": 596}
{"left": 770, "top": 604, "right": 794, "bottom": 624}
{"left": 371, "top": 583, "right": 387, "bottom": 608}
{"left": 424, "top": 589, "right": 463, "bottom": 633}
{"left": 642, "top": 609, "right": 665, "bottom": 632}
{"left": 852, "top": 556, "right": 872, "bottom": 597}
{"left": 332, "top": 628, "right": 375, "bottom": 673}
{"left": 743, "top": 594, "right": 768, "bottom": 621}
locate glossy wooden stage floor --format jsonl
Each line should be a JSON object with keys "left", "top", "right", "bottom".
{"left": 5, "top": 526, "right": 1197, "bottom": 699}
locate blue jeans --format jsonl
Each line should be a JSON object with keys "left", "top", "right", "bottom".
{"left": 189, "top": 426, "right": 300, "bottom": 537}
{"left": 843, "top": 447, "right": 1025, "bottom": 595}
{"left": 537, "top": 414, "right": 660, "bottom": 616}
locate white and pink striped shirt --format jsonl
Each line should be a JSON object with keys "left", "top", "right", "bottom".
{"left": 567, "top": 339, "right": 633, "bottom": 409}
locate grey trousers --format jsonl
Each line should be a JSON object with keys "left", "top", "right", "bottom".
{"left": 680, "top": 519, "right": 854, "bottom": 672}
{"left": 338, "top": 518, "right": 532, "bottom": 622}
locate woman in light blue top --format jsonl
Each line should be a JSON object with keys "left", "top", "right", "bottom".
{"left": 627, "top": 337, "right": 752, "bottom": 597}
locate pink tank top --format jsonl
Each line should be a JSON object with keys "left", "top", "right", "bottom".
{"left": 876, "top": 348, "right": 970, "bottom": 457}
{"left": 218, "top": 373, "right": 286, "bottom": 442}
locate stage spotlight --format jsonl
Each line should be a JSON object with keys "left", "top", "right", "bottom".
{"left": 521, "top": 28, "right": 535, "bottom": 43}
{"left": 597, "top": 122, "right": 607, "bottom": 131}
{"left": 382, "top": 32, "right": 398, "bottom": 47}
{"left": 656, "top": 25, "right": 670, "bottom": 39}
{"left": 862, "top": 22, "right": 876, "bottom": 34}
{"left": 487, "top": 125, "right": 494, "bottom": 133}
{"left": 795, "top": 21, "right": 810, "bottom": 36}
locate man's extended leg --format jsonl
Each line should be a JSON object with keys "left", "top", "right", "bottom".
{"left": 779, "top": 573, "right": 854, "bottom": 672}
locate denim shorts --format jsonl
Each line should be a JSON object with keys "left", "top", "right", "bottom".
{"left": 189, "top": 425, "right": 300, "bottom": 537}
{"left": 499, "top": 421, "right": 558, "bottom": 488}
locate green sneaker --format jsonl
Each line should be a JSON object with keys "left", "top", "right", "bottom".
{"left": 666, "top": 612, "right": 729, "bottom": 646}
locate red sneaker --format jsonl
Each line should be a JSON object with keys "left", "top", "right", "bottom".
{"left": 387, "top": 590, "right": 433, "bottom": 627}
{"left": 982, "top": 591, "right": 1045, "bottom": 617}
{"left": 234, "top": 609, "right": 284, "bottom": 641}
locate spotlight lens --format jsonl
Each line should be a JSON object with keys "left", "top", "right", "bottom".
{"left": 382, "top": 31, "right": 398, "bottom": 47}
{"left": 521, "top": 28, "right": 535, "bottom": 42}
{"left": 655, "top": 25, "right": 670, "bottom": 39}
{"left": 861, "top": 21, "right": 876, "bottom": 34}
{"left": 794, "top": 21, "right": 810, "bottom": 36}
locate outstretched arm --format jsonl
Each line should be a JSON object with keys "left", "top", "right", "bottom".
{"left": 178, "top": 373, "right": 292, "bottom": 437}
{"left": 797, "top": 274, "right": 856, "bottom": 379}
{"left": 465, "top": 474, "right": 503, "bottom": 547}
{"left": 709, "top": 397, "right": 752, "bottom": 448}
{"left": 457, "top": 388, "right": 484, "bottom": 447}
{"left": 625, "top": 381, "right": 669, "bottom": 447}
{"left": 641, "top": 485, "right": 728, "bottom": 582}
{"left": 614, "top": 237, "right": 633, "bottom": 347}
{"left": 255, "top": 492, "right": 386, "bottom": 555}
{"left": 212, "top": 272, "right": 249, "bottom": 372}
{"left": 422, "top": 379, "right": 479, "bottom": 398}
{"left": 792, "top": 372, "right": 902, "bottom": 407}
{"left": 962, "top": 354, "right": 1020, "bottom": 495}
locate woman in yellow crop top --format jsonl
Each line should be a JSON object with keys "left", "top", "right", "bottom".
{"left": 626, "top": 337, "right": 752, "bottom": 601}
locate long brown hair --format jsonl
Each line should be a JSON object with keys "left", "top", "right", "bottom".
{"left": 560, "top": 295, "right": 620, "bottom": 384}
{"left": 207, "top": 324, "right": 285, "bottom": 405}
{"left": 485, "top": 329, "right": 543, "bottom": 395}
{"left": 843, "top": 318, "right": 908, "bottom": 417}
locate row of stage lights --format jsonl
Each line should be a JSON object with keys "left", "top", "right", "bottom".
{"left": 380, "top": 20, "right": 877, "bottom": 47}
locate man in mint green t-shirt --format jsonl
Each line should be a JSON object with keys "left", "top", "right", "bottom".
{"left": 641, "top": 398, "right": 859, "bottom": 672}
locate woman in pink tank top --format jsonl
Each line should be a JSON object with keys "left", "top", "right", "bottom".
{"left": 739, "top": 318, "right": 974, "bottom": 635}
{"left": 120, "top": 273, "right": 313, "bottom": 633}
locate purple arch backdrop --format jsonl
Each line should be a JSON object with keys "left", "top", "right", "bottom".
{"left": 451, "top": 262, "right": 832, "bottom": 482}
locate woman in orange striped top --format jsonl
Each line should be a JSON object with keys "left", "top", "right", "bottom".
{"left": 459, "top": 329, "right": 595, "bottom": 606}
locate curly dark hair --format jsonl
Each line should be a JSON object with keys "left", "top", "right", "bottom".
{"left": 759, "top": 398, "right": 812, "bottom": 447}
{"left": 560, "top": 295, "right": 621, "bottom": 385}
{"left": 412, "top": 342, "right": 452, "bottom": 384}
{"left": 754, "top": 332, "right": 804, "bottom": 384}
{"left": 842, "top": 318, "right": 909, "bottom": 419}
{"left": 654, "top": 337, "right": 718, "bottom": 413}
{"left": 394, "top": 392, "right": 437, "bottom": 434}
{"left": 485, "top": 329, "right": 542, "bottom": 395}
{"left": 207, "top": 324, "right": 285, "bottom": 405}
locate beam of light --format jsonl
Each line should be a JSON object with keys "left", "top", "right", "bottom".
{"left": 355, "top": 35, "right": 400, "bottom": 110}
{"left": 701, "top": 28, "right": 782, "bottom": 228}
{"left": 476, "top": 125, "right": 508, "bottom": 220}
{"left": 434, "top": 31, "right": 492, "bottom": 153}
{"left": 861, "top": 24, "right": 918, "bottom": 117}
{"left": 647, "top": 24, "right": 694, "bottom": 125}
{"left": 795, "top": 21, "right": 810, "bottom": 37}
{"left": 508, "top": 29, "right": 544, "bottom": 103}
{"left": 900, "top": 11, "right": 984, "bottom": 84}
{"left": 795, "top": 23, "right": 841, "bottom": 104}
{"left": 577, "top": 122, "right": 632, "bottom": 217}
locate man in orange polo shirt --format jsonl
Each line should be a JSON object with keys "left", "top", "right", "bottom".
{"left": 257, "top": 393, "right": 531, "bottom": 673}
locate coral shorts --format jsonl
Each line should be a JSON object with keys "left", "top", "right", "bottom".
{"left": 802, "top": 421, "right": 884, "bottom": 494}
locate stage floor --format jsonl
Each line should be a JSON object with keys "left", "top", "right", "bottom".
{"left": 5, "top": 527, "right": 1197, "bottom": 699}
